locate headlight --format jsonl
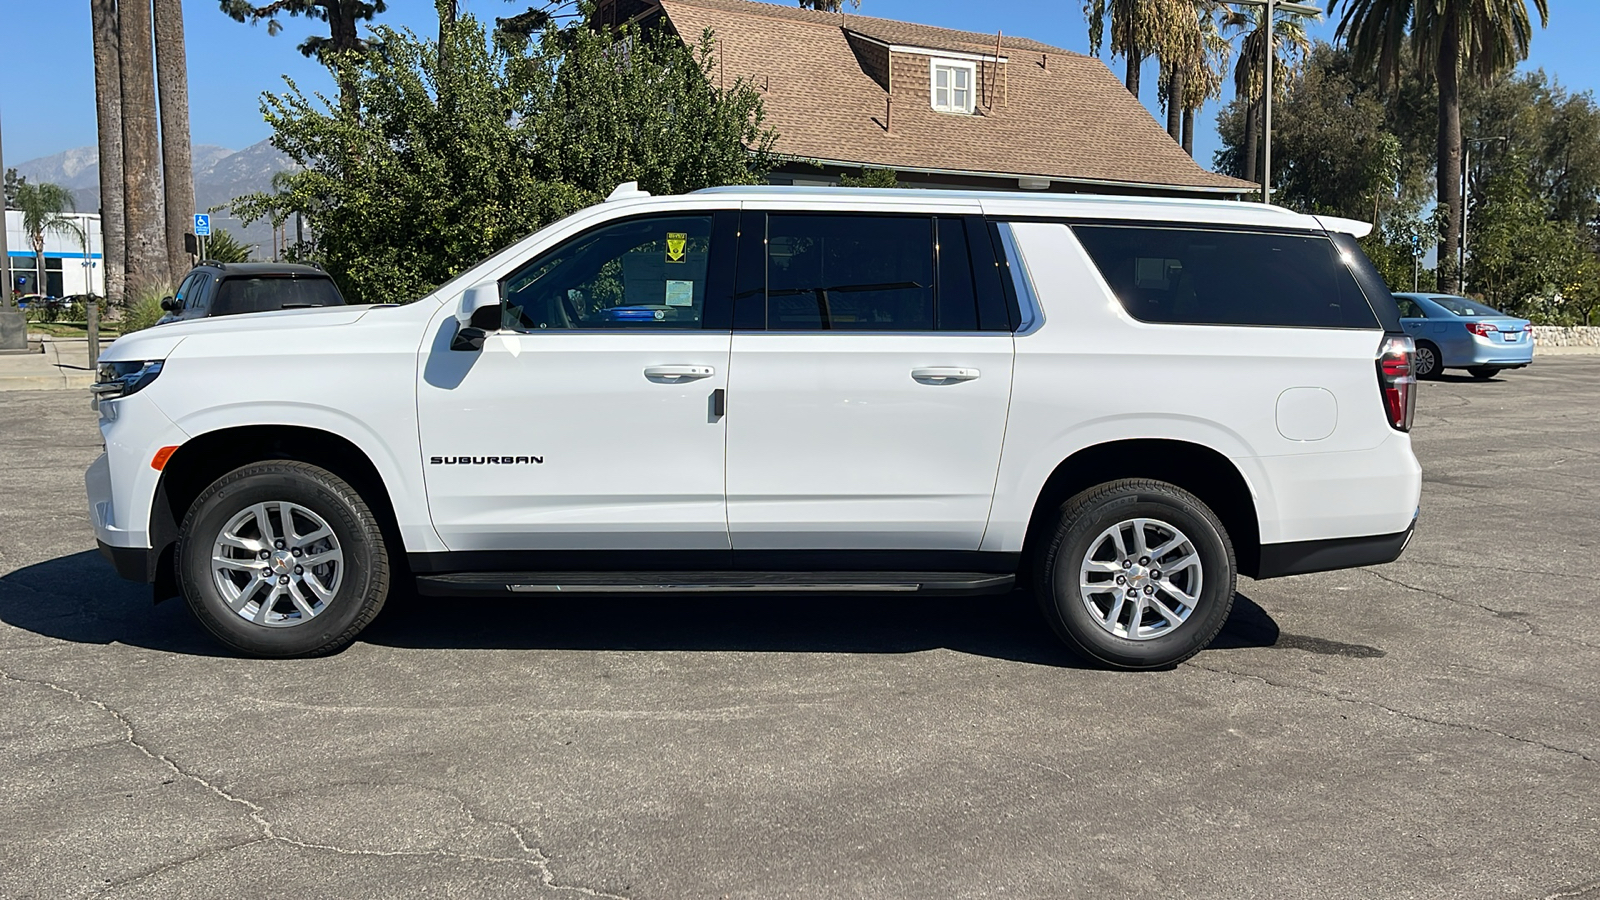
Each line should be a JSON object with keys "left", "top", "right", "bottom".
{"left": 91, "top": 360, "right": 165, "bottom": 400}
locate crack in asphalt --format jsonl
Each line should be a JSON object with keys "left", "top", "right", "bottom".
{"left": 1541, "top": 879, "right": 1600, "bottom": 900}
{"left": 1183, "top": 661, "right": 1597, "bottom": 766}
{"left": 1362, "top": 569, "right": 1600, "bottom": 652}
{"left": 0, "top": 666, "right": 630, "bottom": 900}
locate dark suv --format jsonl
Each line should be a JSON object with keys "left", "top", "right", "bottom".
{"left": 158, "top": 262, "right": 345, "bottom": 325}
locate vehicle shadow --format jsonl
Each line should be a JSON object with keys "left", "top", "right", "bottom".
{"left": 1, "top": 550, "right": 1282, "bottom": 667}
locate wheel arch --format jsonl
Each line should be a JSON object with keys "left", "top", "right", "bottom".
{"left": 150, "top": 425, "right": 407, "bottom": 598}
{"left": 1020, "top": 438, "right": 1263, "bottom": 580}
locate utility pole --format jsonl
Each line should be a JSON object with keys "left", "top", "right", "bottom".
{"left": 1230, "top": 0, "right": 1322, "bottom": 204}
{"left": 1460, "top": 136, "right": 1506, "bottom": 294}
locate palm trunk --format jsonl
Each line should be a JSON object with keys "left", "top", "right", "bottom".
{"left": 1436, "top": 14, "right": 1463, "bottom": 294}
{"left": 1125, "top": 51, "right": 1141, "bottom": 97}
{"left": 1182, "top": 105, "right": 1196, "bottom": 157}
{"left": 154, "top": 0, "right": 194, "bottom": 286}
{"left": 1165, "top": 67, "right": 1184, "bottom": 143}
{"left": 1243, "top": 100, "right": 1261, "bottom": 184}
{"left": 119, "top": 0, "right": 168, "bottom": 294}
{"left": 90, "top": 0, "right": 126, "bottom": 307}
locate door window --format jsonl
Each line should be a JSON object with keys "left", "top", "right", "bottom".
{"left": 764, "top": 214, "right": 935, "bottom": 331}
{"left": 502, "top": 215, "right": 715, "bottom": 330}
{"left": 1396, "top": 297, "right": 1424, "bottom": 318}
{"left": 175, "top": 273, "right": 208, "bottom": 312}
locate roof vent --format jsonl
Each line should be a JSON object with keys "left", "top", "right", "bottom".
{"left": 606, "top": 181, "right": 651, "bottom": 202}
{"left": 1018, "top": 176, "right": 1050, "bottom": 191}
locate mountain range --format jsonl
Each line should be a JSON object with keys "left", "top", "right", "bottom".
{"left": 12, "top": 140, "right": 296, "bottom": 258}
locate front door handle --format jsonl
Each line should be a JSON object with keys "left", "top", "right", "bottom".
{"left": 644, "top": 365, "right": 715, "bottom": 381}
{"left": 911, "top": 367, "right": 980, "bottom": 384}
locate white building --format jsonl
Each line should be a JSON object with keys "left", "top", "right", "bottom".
{"left": 4, "top": 209, "right": 105, "bottom": 299}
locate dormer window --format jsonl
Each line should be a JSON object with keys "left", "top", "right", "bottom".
{"left": 930, "top": 59, "right": 976, "bottom": 114}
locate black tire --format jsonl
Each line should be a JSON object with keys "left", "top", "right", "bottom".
{"left": 176, "top": 460, "right": 391, "bottom": 657}
{"left": 1034, "top": 479, "right": 1236, "bottom": 670}
{"left": 1415, "top": 341, "right": 1444, "bottom": 380}
{"left": 1468, "top": 366, "right": 1499, "bottom": 380}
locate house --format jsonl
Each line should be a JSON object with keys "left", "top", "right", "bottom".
{"left": 596, "top": 0, "right": 1255, "bottom": 197}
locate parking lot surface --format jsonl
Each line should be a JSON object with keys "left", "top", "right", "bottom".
{"left": 2, "top": 361, "right": 1598, "bottom": 900}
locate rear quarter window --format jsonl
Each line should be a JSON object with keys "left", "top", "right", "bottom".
{"left": 1072, "top": 225, "right": 1380, "bottom": 330}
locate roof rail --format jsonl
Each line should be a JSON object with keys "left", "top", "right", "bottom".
{"left": 199, "top": 260, "right": 228, "bottom": 268}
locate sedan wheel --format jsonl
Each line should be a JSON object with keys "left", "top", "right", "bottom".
{"left": 1415, "top": 342, "right": 1442, "bottom": 380}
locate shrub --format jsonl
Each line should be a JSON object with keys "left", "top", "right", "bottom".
{"left": 120, "top": 282, "right": 172, "bottom": 334}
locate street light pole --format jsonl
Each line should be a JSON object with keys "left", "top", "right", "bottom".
{"left": 0, "top": 109, "right": 12, "bottom": 306}
{"left": 1459, "top": 136, "right": 1507, "bottom": 292}
{"left": 1229, "top": 0, "right": 1321, "bottom": 204}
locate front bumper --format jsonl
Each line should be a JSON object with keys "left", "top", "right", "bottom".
{"left": 98, "top": 539, "right": 158, "bottom": 582}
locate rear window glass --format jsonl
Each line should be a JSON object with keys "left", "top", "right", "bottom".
{"left": 1431, "top": 296, "right": 1504, "bottom": 317}
{"left": 212, "top": 276, "right": 344, "bottom": 316}
{"left": 1072, "top": 226, "right": 1380, "bottom": 329}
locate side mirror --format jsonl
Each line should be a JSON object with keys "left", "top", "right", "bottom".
{"left": 458, "top": 282, "right": 501, "bottom": 329}
{"left": 160, "top": 296, "right": 180, "bottom": 312}
{"left": 451, "top": 327, "right": 488, "bottom": 352}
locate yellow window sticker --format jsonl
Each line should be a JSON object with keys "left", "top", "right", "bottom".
{"left": 666, "top": 232, "right": 687, "bottom": 263}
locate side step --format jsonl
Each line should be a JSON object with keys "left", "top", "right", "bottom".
{"left": 415, "top": 571, "right": 1015, "bottom": 598}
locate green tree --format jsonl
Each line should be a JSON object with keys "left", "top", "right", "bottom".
{"left": 13, "top": 182, "right": 80, "bottom": 299}
{"left": 1083, "top": 0, "right": 1191, "bottom": 97}
{"left": 1328, "top": 0, "right": 1550, "bottom": 293}
{"left": 203, "top": 228, "right": 254, "bottom": 264}
{"left": 796, "top": 0, "right": 860, "bottom": 10}
{"left": 3, "top": 168, "right": 25, "bottom": 206}
{"left": 235, "top": 11, "right": 776, "bottom": 306}
{"left": 839, "top": 167, "right": 897, "bottom": 187}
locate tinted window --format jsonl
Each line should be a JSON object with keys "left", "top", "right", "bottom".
{"left": 174, "top": 272, "right": 207, "bottom": 313}
{"left": 937, "top": 217, "right": 979, "bottom": 331}
{"left": 1073, "top": 226, "right": 1380, "bottom": 329}
{"left": 503, "top": 215, "right": 712, "bottom": 330}
{"left": 1431, "top": 296, "right": 1504, "bottom": 317}
{"left": 766, "top": 214, "right": 934, "bottom": 331}
{"left": 212, "top": 276, "right": 342, "bottom": 316}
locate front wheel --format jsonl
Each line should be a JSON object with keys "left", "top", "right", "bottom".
{"left": 176, "top": 460, "right": 391, "bottom": 657}
{"left": 1468, "top": 366, "right": 1499, "bottom": 380}
{"left": 1034, "top": 479, "right": 1236, "bottom": 669}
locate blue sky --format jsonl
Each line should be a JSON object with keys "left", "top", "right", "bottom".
{"left": 1, "top": 1, "right": 1594, "bottom": 172}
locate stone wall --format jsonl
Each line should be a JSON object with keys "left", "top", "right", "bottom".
{"left": 1531, "top": 326, "right": 1600, "bottom": 347}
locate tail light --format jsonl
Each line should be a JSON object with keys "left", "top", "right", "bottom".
{"left": 1466, "top": 322, "right": 1500, "bottom": 337}
{"left": 1377, "top": 335, "right": 1415, "bottom": 432}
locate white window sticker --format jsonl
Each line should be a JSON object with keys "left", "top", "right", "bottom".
{"left": 665, "top": 280, "right": 695, "bottom": 306}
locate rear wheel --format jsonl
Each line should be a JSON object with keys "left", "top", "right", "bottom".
{"left": 1415, "top": 342, "right": 1443, "bottom": 380}
{"left": 176, "top": 460, "right": 391, "bottom": 657}
{"left": 1468, "top": 366, "right": 1499, "bottom": 380}
{"left": 1035, "top": 479, "right": 1236, "bottom": 669}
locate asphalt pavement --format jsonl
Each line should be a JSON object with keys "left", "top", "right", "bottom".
{"left": 1, "top": 360, "right": 1597, "bottom": 899}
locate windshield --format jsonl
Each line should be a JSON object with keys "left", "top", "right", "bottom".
{"left": 1431, "top": 296, "right": 1505, "bottom": 317}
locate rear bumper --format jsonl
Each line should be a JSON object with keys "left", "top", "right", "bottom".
{"left": 1255, "top": 515, "right": 1417, "bottom": 579}
{"left": 1451, "top": 336, "right": 1533, "bottom": 367}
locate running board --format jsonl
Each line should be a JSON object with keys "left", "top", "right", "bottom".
{"left": 415, "top": 571, "right": 1015, "bottom": 598}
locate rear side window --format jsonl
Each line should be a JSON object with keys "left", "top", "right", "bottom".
{"left": 765, "top": 214, "right": 934, "bottom": 331}
{"left": 212, "top": 276, "right": 343, "bottom": 316}
{"left": 1073, "top": 226, "right": 1380, "bottom": 329}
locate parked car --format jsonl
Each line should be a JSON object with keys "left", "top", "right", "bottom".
{"left": 1393, "top": 292, "right": 1533, "bottom": 379}
{"left": 157, "top": 262, "right": 345, "bottom": 325}
{"left": 87, "top": 185, "right": 1422, "bottom": 668}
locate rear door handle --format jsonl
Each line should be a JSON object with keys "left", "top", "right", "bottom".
{"left": 644, "top": 365, "right": 715, "bottom": 380}
{"left": 911, "top": 367, "right": 980, "bottom": 384}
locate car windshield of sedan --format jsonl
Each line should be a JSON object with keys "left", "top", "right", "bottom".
{"left": 1432, "top": 296, "right": 1504, "bottom": 317}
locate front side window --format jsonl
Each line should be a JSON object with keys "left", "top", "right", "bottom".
{"left": 174, "top": 272, "right": 206, "bottom": 312}
{"left": 765, "top": 214, "right": 934, "bottom": 331}
{"left": 1072, "top": 225, "right": 1381, "bottom": 330}
{"left": 931, "top": 60, "right": 975, "bottom": 114}
{"left": 503, "top": 215, "right": 713, "bottom": 331}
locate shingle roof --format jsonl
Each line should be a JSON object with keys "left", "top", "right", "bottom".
{"left": 656, "top": 0, "right": 1253, "bottom": 193}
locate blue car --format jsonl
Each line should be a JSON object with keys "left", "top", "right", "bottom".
{"left": 1392, "top": 293, "right": 1533, "bottom": 380}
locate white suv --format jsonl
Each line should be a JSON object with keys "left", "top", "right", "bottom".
{"left": 86, "top": 185, "right": 1421, "bottom": 668}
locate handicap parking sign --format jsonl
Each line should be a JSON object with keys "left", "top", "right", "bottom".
{"left": 193, "top": 214, "right": 211, "bottom": 236}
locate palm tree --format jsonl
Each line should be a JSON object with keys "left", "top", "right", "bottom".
{"left": 796, "top": 0, "right": 860, "bottom": 9}
{"left": 14, "top": 182, "right": 80, "bottom": 298}
{"left": 218, "top": 1, "right": 389, "bottom": 113}
{"left": 1329, "top": 0, "right": 1549, "bottom": 293}
{"left": 121, "top": 0, "right": 169, "bottom": 294}
{"left": 1223, "top": 3, "right": 1315, "bottom": 186}
{"left": 155, "top": 0, "right": 196, "bottom": 286}
{"left": 1159, "top": 1, "right": 1232, "bottom": 150}
{"left": 90, "top": 0, "right": 126, "bottom": 307}
{"left": 1084, "top": 0, "right": 1190, "bottom": 97}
